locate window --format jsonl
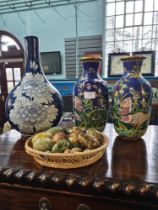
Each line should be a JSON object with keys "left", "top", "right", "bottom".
{"left": 105, "top": 0, "right": 158, "bottom": 76}
{"left": 6, "top": 67, "right": 21, "bottom": 93}
{"left": 1, "top": 35, "right": 20, "bottom": 52}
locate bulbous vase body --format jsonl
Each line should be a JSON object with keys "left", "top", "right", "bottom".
{"left": 5, "top": 36, "right": 63, "bottom": 134}
{"left": 112, "top": 56, "right": 152, "bottom": 139}
{"left": 73, "top": 57, "right": 109, "bottom": 132}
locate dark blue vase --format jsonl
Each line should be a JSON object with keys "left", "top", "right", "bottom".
{"left": 5, "top": 36, "right": 63, "bottom": 135}
{"left": 112, "top": 56, "right": 153, "bottom": 139}
{"left": 73, "top": 57, "right": 109, "bottom": 132}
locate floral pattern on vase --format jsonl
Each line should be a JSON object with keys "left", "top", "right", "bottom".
{"left": 5, "top": 36, "right": 63, "bottom": 134}
{"left": 112, "top": 56, "right": 153, "bottom": 139}
{"left": 73, "top": 57, "right": 109, "bottom": 132}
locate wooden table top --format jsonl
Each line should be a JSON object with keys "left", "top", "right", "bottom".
{"left": 0, "top": 122, "right": 158, "bottom": 204}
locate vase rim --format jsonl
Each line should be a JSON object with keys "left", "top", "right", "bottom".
{"left": 80, "top": 56, "right": 102, "bottom": 62}
{"left": 24, "top": 35, "right": 38, "bottom": 39}
{"left": 121, "top": 55, "right": 146, "bottom": 61}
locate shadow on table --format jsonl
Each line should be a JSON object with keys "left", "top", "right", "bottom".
{"left": 112, "top": 136, "right": 147, "bottom": 181}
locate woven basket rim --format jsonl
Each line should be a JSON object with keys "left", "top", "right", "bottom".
{"left": 25, "top": 133, "right": 109, "bottom": 158}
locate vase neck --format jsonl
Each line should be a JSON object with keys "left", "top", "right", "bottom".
{"left": 122, "top": 60, "right": 143, "bottom": 77}
{"left": 82, "top": 61, "right": 100, "bottom": 80}
{"left": 24, "top": 36, "right": 42, "bottom": 73}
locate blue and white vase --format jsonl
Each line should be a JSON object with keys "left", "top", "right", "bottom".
{"left": 112, "top": 56, "right": 152, "bottom": 139}
{"left": 5, "top": 36, "right": 63, "bottom": 135}
{"left": 73, "top": 57, "right": 109, "bottom": 132}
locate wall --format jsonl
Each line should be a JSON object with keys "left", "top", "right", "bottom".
{"left": 0, "top": 0, "right": 104, "bottom": 79}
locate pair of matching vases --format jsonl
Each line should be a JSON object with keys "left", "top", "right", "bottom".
{"left": 5, "top": 36, "right": 153, "bottom": 140}
{"left": 112, "top": 57, "right": 152, "bottom": 139}
{"left": 74, "top": 56, "right": 152, "bottom": 140}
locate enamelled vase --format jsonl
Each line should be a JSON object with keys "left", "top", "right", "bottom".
{"left": 5, "top": 36, "right": 63, "bottom": 135}
{"left": 73, "top": 57, "right": 109, "bottom": 132}
{"left": 112, "top": 56, "right": 152, "bottom": 139}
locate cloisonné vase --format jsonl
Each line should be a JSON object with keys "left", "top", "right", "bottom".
{"left": 73, "top": 57, "right": 109, "bottom": 132}
{"left": 5, "top": 36, "right": 63, "bottom": 135}
{"left": 112, "top": 56, "right": 152, "bottom": 139}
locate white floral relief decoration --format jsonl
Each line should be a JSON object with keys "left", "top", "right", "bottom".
{"left": 9, "top": 66, "right": 59, "bottom": 134}
{"left": 14, "top": 72, "right": 54, "bottom": 103}
{"left": 30, "top": 61, "right": 38, "bottom": 70}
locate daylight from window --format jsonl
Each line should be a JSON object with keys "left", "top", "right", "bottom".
{"left": 1, "top": 35, "right": 20, "bottom": 51}
{"left": 105, "top": 0, "right": 158, "bottom": 76}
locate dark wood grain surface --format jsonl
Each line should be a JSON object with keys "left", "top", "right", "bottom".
{"left": 0, "top": 123, "right": 157, "bottom": 183}
{"left": 1, "top": 122, "right": 158, "bottom": 209}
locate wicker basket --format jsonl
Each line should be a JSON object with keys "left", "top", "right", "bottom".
{"left": 25, "top": 134, "right": 109, "bottom": 169}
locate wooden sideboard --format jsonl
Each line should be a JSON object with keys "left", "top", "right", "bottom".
{"left": 0, "top": 122, "right": 158, "bottom": 210}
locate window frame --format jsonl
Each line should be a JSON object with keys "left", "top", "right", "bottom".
{"left": 105, "top": 0, "right": 158, "bottom": 77}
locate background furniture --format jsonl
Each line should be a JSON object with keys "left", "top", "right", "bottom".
{"left": 0, "top": 121, "right": 158, "bottom": 210}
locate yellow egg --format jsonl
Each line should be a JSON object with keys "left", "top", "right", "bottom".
{"left": 31, "top": 132, "right": 52, "bottom": 144}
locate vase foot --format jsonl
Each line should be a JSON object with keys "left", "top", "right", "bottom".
{"left": 119, "top": 135, "right": 140, "bottom": 141}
